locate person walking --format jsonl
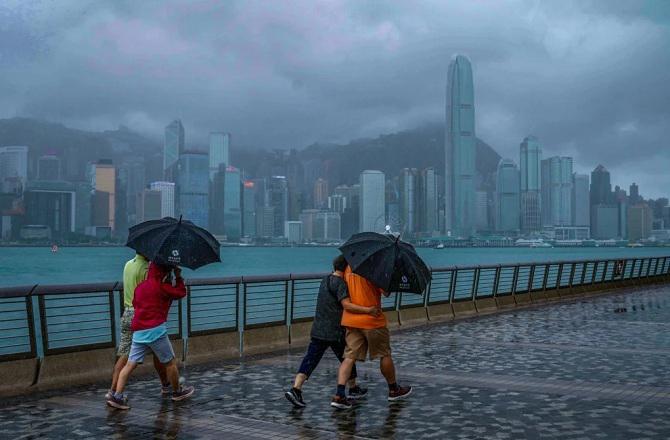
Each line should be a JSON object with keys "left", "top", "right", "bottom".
{"left": 330, "top": 266, "right": 412, "bottom": 410}
{"left": 107, "top": 263, "right": 195, "bottom": 410}
{"left": 285, "top": 255, "right": 378, "bottom": 408}
{"left": 106, "top": 253, "right": 169, "bottom": 400}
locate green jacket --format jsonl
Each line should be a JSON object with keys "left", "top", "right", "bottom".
{"left": 123, "top": 254, "right": 149, "bottom": 308}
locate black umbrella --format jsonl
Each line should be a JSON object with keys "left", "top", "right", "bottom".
{"left": 339, "top": 232, "right": 431, "bottom": 294}
{"left": 126, "top": 216, "right": 221, "bottom": 270}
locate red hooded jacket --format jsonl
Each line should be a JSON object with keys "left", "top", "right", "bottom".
{"left": 131, "top": 263, "right": 186, "bottom": 331}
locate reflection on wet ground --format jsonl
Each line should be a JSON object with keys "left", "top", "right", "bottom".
{"left": 3, "top": 284, "right": 670, "bottom": 439}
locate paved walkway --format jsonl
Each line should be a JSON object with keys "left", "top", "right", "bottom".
{"left": 3, "top": 285, "right": 670, "bottom": 439}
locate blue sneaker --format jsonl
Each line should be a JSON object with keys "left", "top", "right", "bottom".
{"left": 106, "top": 393, "right": 130, "bottom": 410}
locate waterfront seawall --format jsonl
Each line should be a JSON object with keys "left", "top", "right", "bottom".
{"left": 0, "top": 256, "right": 669, "bottom": 398}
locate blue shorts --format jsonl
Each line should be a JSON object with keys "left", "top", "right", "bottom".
{"left": 128, "top": 333, "right": 175, "bottom": 364}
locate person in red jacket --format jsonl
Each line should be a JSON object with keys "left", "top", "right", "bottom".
{"left": 107, "top": 263, "right": 195, "bottom": 410}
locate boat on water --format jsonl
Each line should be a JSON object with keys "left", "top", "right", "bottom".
{"left": 51, "top": 244, "right": 59, "bottom": 253}
{"left": 515, "top": 239, "right": 552, "bottom": 248}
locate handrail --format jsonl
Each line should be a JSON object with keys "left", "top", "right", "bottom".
{"left": 0, "top": 255, "right": 668, "bottom": 362}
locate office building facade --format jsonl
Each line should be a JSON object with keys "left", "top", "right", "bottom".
{"left": 541, "top": 156, "right": 573, "bottom": 227}
{"left": 520, "top": 136, "right": 542, "bottom": 233}
{"left": 176, "top": 152, "right": 208, "bottom": 228}
{"left": 359, "top": 170, "right": 385, "bottom": 233}
{"left": 209, "top": 132, "right": 230, "bottom": 180}
{"left": 572, "top": 173, "right": 590, "bottom": 227}
{"left": 149, "top": 181, "right": 175, "bottom": 218}
{"left": 495, "top": 158, "right": 520, "bottom": 233}
{"left": 164, "top": 120, "right": 185, "bottom": 178}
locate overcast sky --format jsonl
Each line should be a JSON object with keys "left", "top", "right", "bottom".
{"left": 1, "top": 0, "right": 669, "bottom": 197}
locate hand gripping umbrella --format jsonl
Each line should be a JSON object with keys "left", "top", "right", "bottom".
{"left": 339, "top": 232, "right": 431, "bottom": 294}
{"left": 126, "top": 216, "right": 221, "bottom": 270}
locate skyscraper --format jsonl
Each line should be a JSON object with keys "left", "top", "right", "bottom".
{"left": 136, "top": 189, "right": 162, "bottom": 223}
{"left": 242, "top": 180, "right": 257, "bottom": 238}
{"left": 399, "top": 168, "right": 418, "bottom": 235}
{"left": 89, "top": 160, "right": 116, "bottom": 232}
{"left": 223, "top": 166, "right": 242, "bottom": 241}
{"left": 359, "top": 170, "right": 385, "bottom": 232}
{"left": 627, "top": 204, "right": 653, "bottom": 242}
{"left": 629, "top": 183, "right": 641, "bottom": 205}
{"left": 209, "top": 132, "right": 230, "bottom": 180}
{"left": 495, "top": 159, "right": 520, "bottom": 233}
{"left": 313, "top": 178, "right": 329, "bottom": 209}
{"left": 164, "top": 120, "right": 185, "bottom": 179}
{"left": 541, "top": 156, "right": 573, "bottom": 227}
{"left": 176, "top": 151, "right": 208, "bottom": 228}
{"left": 590, "top": 164, "right": 616, "bottom": 238}
{"left": 269, "top": 176, "right": 289, "bottom": 237}
{"left": 572, "top": 173, "right": 590, "bottom": 227}
{"left": 418, "top": 167, "right": 438, "bottom": 235}
{"left": 590, "top": 165, "right": 612, "bottom": 206}
{"left": 445, "top": 54, "right": 476, "bottom": 238}
{"left": 149, "top": 181, "right": 176, "bottom": 218}
{"left": 520, "top": 136, "right": 542, "bottom": 233}
{"left": 0, "top": 146, "right": 28, "bottom": 192}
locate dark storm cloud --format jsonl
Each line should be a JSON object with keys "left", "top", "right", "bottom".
{"left": 0, "top": 0, "right": 668, "bottom": 197}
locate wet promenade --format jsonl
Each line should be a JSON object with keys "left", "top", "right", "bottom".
{"left": 3, "top": 284, "right": 670, "bottom": 439}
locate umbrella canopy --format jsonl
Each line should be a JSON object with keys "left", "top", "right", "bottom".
{"left": 126, "top": 217, "right": 221, "bottom": 270}
{"left": 339, "top": 232, "right": 431, "bottom": 294}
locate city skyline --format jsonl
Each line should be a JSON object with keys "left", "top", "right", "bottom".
{"left": 1, "top": 1, "right": 668, "bottom": 198}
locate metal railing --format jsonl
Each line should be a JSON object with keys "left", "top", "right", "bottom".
{"left": 0, "top": 256, "right": 669, "bottom": 362}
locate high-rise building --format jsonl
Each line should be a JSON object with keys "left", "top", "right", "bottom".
{"left": 572, "top": 173, "right": 590, "bottom": 227}
{"left": 335, "top": 184, "right": 360, "bottom": 239}
{"left": 269, "top": 176, "right": 289, "bottom": 237}
{"left": 176, "top": 151, "right": 208, "bottom": 228}
{"left": 590, "top": 165, "right": 612, "bottom": 206}
{"left": 315, "top": 211, "right": 341, "bottom": 242}
{"left": 313, "top": 178, "right": 329, "bottom": 209}
{"left": 37, "top": 155, "right": 61, "bottom": 181}
{"left": 418, "top": 167, "right": 438, "bottom": 235}
{"left": 257, "top": 206, "right": 275, "bottom": 239}
{"left": 520, "top": 136, "right": 542, "bottom": 233}
{"left": 541, "top": 156, "right": 573, "bottom": 226}
{"left": 299, "top": 209, "right": 320, "bottom": 242}
{"left": 23, "top": 180, "right": 84, "bottom": 239}
{"left": 242, "top": 180, "right": 257, "bottom": 238}
{"left": 223, "top": 166, "right": 242, "bottom": 241}
{"left": 328, "top": 194, "right": 347, "bottom": 214}
{"left": 629, "top": 183, "right": 641, "bottom": 205}
{"left": 0, "top": 146, "right": 28, "bottom": 192}
{"left": 164, "top": 120, "right": 185, "bottom": 179}
{"left": 149, "top": 181, "right": 175, "bottom": 218}
{"left": 285, "top": 221, "right": 303, "bottom": 244}
{"left": 399, "top": 168, "right": 418, "bottom": 235}
{"left": 89, "top": 160, "right": 116, "bottom": 231}
{"left": 359, "top": 170, "right": 385, "bottom": 232}
{"left": 627, "top": 204, "right": 653, "bottom": 242}
{"left": 445, "top": 54, "right": 476, "bottom": 238}
{"left": 495, "top": 159, "right": 520, "bottom": 233}
{"left": 136, "top": 189, "right": 162, "bottom": 223}
{"left": 474, "top": 191, "right": 489, "bottom": 232}
{"left": 209, "top": 132, "right": 230, "bottom": 180}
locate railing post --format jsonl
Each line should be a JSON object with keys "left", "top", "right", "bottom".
{"left": 542, "top": 264, "right": 549, "bottom": 291}
{"left": 492, "top": 265, "right": 501, "bottom": 297}
{"left": 186, "top": 286, "right": 192, "bottom": 338}
{"left": 646, "top": 258, "right": 652, "bottom": 278}
{"left": 108, "top": 289, "right": 117, "bottom": 348}
{"left": 510, "top": 265, "right": 519, "bottom": 303}
{"left": 580, "top": 262, "right": 587, "bottom": 285}
{"left": 38, "top": 295, "right": 49, "bottom": 356}
{"left": 471, "top": 267, "right": 480, "bottom": 301}
{"left": 591, "top": 261, "right": 598, "bottom": 284}
{"left": 25, "top": 293, "right": 37, "bottom": 359}
{"left": 568, "top": 263, "right": 576, "bottom": 290}
{"left": 448, "top": 269, "right": 457, "bottom": 303}
{"left": 556, "top": 263, "right": 564, "bottom": 290}
{"left": 528, "top": 265, "right": 536, "bottom": 293}
{"left": 423, "top": 279, "right": 432, "bottom": 308}
{"left": 653, "top": 258, "right": 660, "bottom": 276}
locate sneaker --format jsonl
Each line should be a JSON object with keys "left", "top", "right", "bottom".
{"left": 171, "top": 385, "right": 195, "bottom": 402}
{"left": 348, "top": 386, "right": 368, "bottom": 400}
{"left": 388, "top": 385, "right": 412, "bottom": 401}
{"left": 330, "top": 395, "right": 353, "bottom": 410}
{"left": 285, "top": 388, "right": 306, "bottom": 408}
{"left": 161, "top": 384, "right": 172, "bottom": 396}
{"left": 106, "top": 393, "right": 130, "bottom": 410}
{"left": 104, "top": 389, "right": 113, "bottom": 400}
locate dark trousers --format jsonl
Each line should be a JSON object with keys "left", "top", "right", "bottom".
{"left": 297, "top": 337, "right": 357, "bottom": 380}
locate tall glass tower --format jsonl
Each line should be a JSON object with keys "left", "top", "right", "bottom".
{"left": 164, "top": 120, "right": 185, "bottom": 179}
{"left": 359, "top": 170, "right": 386, "bottom": 233}
{"left": 520, "top": 136, "right": 542, "bottom": 233}
{"left": 209, "top": 132, "right": 230, "bottom": 180}
{"left": 445, "top": 54, "right": 476, "bottom": 238}
{"left": 541, "top": 156, "right": 573, "bottom": 226}
{"left": 495, "top": 159, "right": 520, "bottom": 233}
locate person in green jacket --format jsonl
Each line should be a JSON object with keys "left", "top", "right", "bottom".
{"left": 106, "top": 253, "right": 168, "bottom": 400}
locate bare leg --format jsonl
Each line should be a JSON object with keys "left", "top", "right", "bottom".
{"left": 380, "top": 356, "right": 396, "bottom": 384}
{"left": 110, "top": 355, "right": 128, "bottom": 391}
{"left": 153, "top": 355, "right": 168, "bottom": 385}
{"left": 337, "top": 358, "right": 356, "bottom": 386}
{"left": 164, "top": 359, "right": 180, "bottom": 391}
{"left": 293, "top": 373, "right": 307, "bottom": 390}
{"left": 115, "top": 361, "right": 138, "bottom": 394}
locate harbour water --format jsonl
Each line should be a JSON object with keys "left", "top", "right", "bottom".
{"left": 1, "top": 245, "right": 669, "bottom": 287}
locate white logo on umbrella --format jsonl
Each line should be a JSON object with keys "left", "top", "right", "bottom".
{"left": 168, "top": 249, "right": 181, "bottom": 263}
